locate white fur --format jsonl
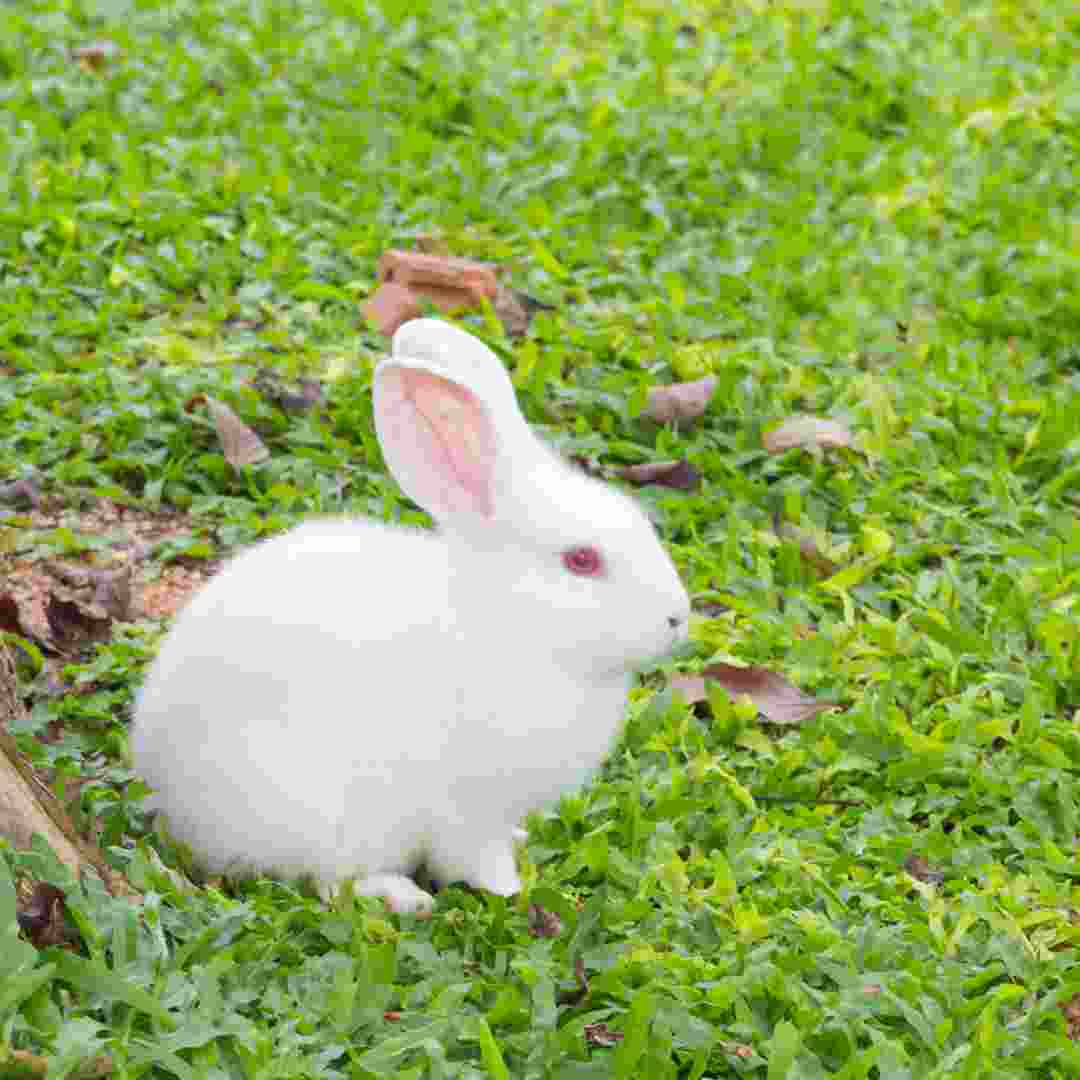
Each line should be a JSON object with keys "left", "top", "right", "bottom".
{"left": 132, "top": 319, "right": 690, "bottom": 912}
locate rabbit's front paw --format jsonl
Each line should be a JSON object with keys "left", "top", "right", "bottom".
{"left": 468, "top": 848, "right": 522, "bottom": 899}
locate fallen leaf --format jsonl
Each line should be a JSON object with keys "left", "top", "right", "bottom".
{"left": 45, "top": 590, "right": 112, "bottom": 651}
{"left": 413, "top": 233, "right": 449, "bottom": 255}
{"left": 44, "top": 563, "right": 135, "bottom": 622}
{"left": 493, "top": 288, "right": 554, "bottom": 338}
{"left": 364, "top": 250, "right": 545, "bottom": 338}
{"left": 252, "top": 371, "right": 325, "bottom": 414}
{"left": 0, "top": 591, "right": 23, "bottom": 635}
{"left": 16, "top": 882, "right": 71, "bottom": 948}
{"left": 584, "top": 1022, "right": 624, "bottom": 1048}
{"left": 0, "top": 477, "right": 42, "bottom": 507}
{"left": 903, "top": 853, "right": 945, "bottom": 885}
{"left": 619, "top": 459, "right": 702, "bottom": 491}
{"left": 512, "top": 290, "right": 556, "bottom": 318}
{"left": 669, "top": 663, "right": 835, "bottom": 726}
{"left": 773, "top": 515, "right": 839, "bottom": 576}
{"left": 383, "top": 1010, "right": 403, "bottom": 1022}
{"left": 556, "top": 955, "right": 590, "bottom": 1007}
{"left": 362, "top": 281, "right": 423, "bottom": 337}
{"left": 1060, "top": 994, "right": 1080, "bottom": 1041}
{"left": 70, "top": 40, "right": 124, "bottom": 71}
{"left": 92, "top": 566, "right": 134, "bottom": 621}
{"left": 43, "top": 562, "right": 94, "bottom": 589}
{"left": 721, "top": 1043, "right": 754, "bottom": 1060}
{"left": 222, "top": 315, "right": 267, "bottom": 332}
{"left": 6, "top": 1049, "right": 113, "bottom": 1079}
{"left": 379, "top": 249, "right": 499, "bottom": 303}
{"left": 528, "top": 903, "right": 563, "bottom": 938}
{"left": 643, "top": 376, "right": 717, "bottom": 426}
{"left": 763, "top": 415, "right": 854, "bottom": 455}
{"left": 490, "top": 287, "right": 530, "bottom": 338}
{"left": 185, "top": 395, "right": 269, "bottom": 468}
{"left": 569, "top": 455, "right": 604, "bottom": 478}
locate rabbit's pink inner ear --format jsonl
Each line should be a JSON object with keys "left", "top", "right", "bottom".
{"left": 376, "top": 366, "right": 497, "bottom": 519}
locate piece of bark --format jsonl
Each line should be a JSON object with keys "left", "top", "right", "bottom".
{"left": 0, "top": 640, "right": 137, "bottom": 897}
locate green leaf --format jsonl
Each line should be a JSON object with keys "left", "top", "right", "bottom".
{"left": 766, "top": 1021, "right": 801, "bottom": 1080}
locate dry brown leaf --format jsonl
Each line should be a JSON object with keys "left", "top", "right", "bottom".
{"left": 364, "top": 250, "right": 546, "bottom": 338}
{"left": 92, "top": 566, "right": 134, "bottom": 621}
{"left": 44, "top": 563, "right": 136, "bottom": 622}
{"left": 584, "top": 1022, "right": 624, "bottom": 1048}
{"left": 528, "top": 903, "right": 564, "bottom": 938}
{"left": 43, "top": 562, "right": 94, "bottom": 589}
{"left": 44, "top": 590, "right": 112, "bottom": 651}
{"left": 16, "top": 881, "right": 71, "bottom": 948}
{"left": 0, "top": 477, "right": 42, "bottom": 508}
{"left": 362, "top": 281, "right": 423, "bottom": 337}
{"left": 6, "top": 1049, "right": 113, "bottom": 1079}
{"left": 763, "top": 415, "right": 854, "bottom": 455}
{"left": 773, "top": 516, "right": 839, "bottom": 576}
{"left": 378, "top": 249, "right": 499, "bottom": 304}
{"left": 619, "top": 459, "right": 702, "bottom": 491}
{"left": 643, "top": 376, "right": 717, "bottom": 426}
{"left": 490, "top": 286, "right": 531, "bottom": 338}
{"left": 70, "top": 40, "right": 124, "bottom": 71}
{"left": 669, "top": 663, "right": 835, "bottom": 726}
{"left": 252, "top": 371, "right": 325, "bottom": 415}
{"left": 413, "top": 233, "right": 450, "bottom": 255}
{"left": 186, "top": 395, "right": 269, "bottom": 467}
{"left": 0, "top": 591, "right": 23, "bottom": 636}
{"left": 1060, "top": 994, "right": 1080, "bottom": 1041}
{"left": 722, "top": 1043, "right": 755, "bottom": 1060}
{"left": 569, "top": 456, "right": 607, "bottom": 479}
{"left": 493, "top": 288, "right": 554, "bottom": 338}
{"left": 903, "top": 853, "right": 945, "bottom": 885}
{"left": 557, "top": 955, "right": 590, "bottom": 1006}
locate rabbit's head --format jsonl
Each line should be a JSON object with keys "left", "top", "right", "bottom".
{"left": 375, "top": 320, "right": 690, "bottom": 677}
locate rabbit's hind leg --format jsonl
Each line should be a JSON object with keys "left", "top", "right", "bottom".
{"left": 353, "top": 873, "right": 435, "bottom": 915}
{"left": 319, "top": 873, "right": 435, "bottom": 915}
{"left": 429, "top": 837, "right": 522, "bottom": 900}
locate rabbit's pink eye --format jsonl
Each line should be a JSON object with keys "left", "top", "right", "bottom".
{"left": 562, "top": 546, "right": 604, "bottom": 577}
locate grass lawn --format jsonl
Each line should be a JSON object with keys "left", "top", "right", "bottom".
{"left": 2, "top": 0, "right": 1080, "bottom": 1075}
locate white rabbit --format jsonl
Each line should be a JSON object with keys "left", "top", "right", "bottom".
{"left": 131, "top": 318, "right": 690, "bottom": 913}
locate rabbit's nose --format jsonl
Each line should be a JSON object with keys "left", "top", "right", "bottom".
{"left": 667, "top": 614, "right": 684, "bottom": 630}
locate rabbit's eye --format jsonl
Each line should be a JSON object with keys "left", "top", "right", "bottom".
{"left": 562, "top": 545, "right": 604, "bottom": 577}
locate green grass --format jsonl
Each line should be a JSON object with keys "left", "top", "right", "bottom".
{"left": 2, "top": 0, "right": 1079, "bottom": 1075}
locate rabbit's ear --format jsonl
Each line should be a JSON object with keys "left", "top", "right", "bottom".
{"left": 374, "top": 364, "right": 498, "bottom": 520}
